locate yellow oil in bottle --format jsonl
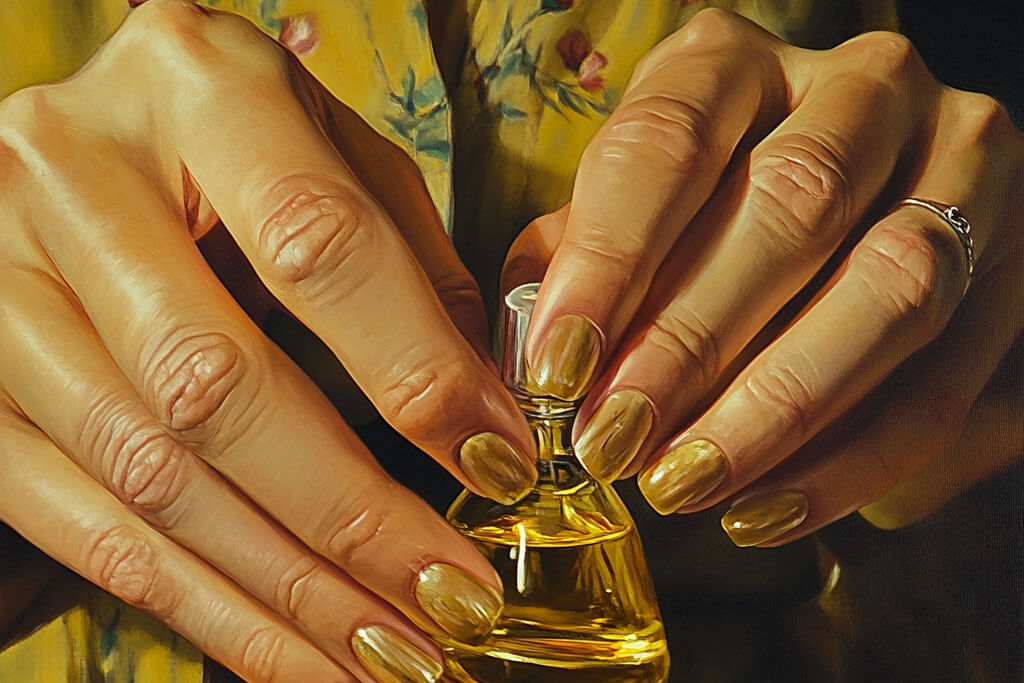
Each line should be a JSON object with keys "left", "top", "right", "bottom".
{"left": 440, "top": 405, "right": 670, "bottom": 682}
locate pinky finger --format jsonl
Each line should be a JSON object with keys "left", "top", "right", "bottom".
{"left": 0, "top": 414, "right": 357, "bottom": 683}
{"left": 720, "top": 260, "right": 1023, "bottom": 547}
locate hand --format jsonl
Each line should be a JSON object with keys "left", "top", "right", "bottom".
{"left": 0, "top": 1, "right": 538, "bottom": 680}
{"left": 504, "top": 9, "right": 1023, "bottom": 546}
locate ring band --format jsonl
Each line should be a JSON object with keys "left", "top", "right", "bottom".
{"left": 898, "top": 198, "right": 976, "bottom": 279}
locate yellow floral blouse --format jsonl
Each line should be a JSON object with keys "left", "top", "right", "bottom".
{"left": 0, "top": 0, "right": 895, "bottom": 679}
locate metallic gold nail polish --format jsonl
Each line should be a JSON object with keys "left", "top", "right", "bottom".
{"left": 721, "top": 491, "right": 809, "bottom": 547}
{"left": 530, "top": 314, "right": 602, "bottom": 401}
{"left": 459, "top": 432, "right": 537, "bottom": 505}
{"left": 638, "top": 439, "right": 728, "bottom": 515}
{"left": 414, "top": 563, "right": 503, "bottom": 643}
{"left": 576, "top": 390, "right": 654, "bottom": 482}
{"left": 351, "top": 625, "right": 442, "bottom": 683}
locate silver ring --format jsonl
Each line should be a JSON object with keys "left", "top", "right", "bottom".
{"left": 897, "top": 198, "right": 975, "bottom": 279}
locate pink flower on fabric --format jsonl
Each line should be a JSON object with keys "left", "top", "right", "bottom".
{"left": 557, "top": 29, "right": 608, "bottom": 93}
{"left": 279, "top": 13, "right": 320, "bottom": 56}
{"left": 557, "top": 29, "right": 591, "bottom": 71}
{"left": 578, "top": 51, "right": 608, "bottom": 92}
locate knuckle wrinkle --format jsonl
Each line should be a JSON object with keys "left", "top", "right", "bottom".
{"left": 148, "top": 331, "right": 246, "bottom": 434}
{"left": 84, "top": 524, "right": 178, "bottom": 618}
{"left": 749, "top": 136, "right": 850, "bottom": 255}
{"left": 273, "top": 557, "right": 321, "bottom": 620}
{"left": 743, "top": 364, "right": 816, "bottom": 440}
{"left": 646, "top": 309, "right": 720, "bottom": 389}
{"left": 597, "top": 96, "right": 715, "bottom": 176}
{"left": 858, "top": 225, "right": 945, "bottom": 328}
{"left": 257, "top": 189, "right": 376, "bottom": 295}
{"left": 319, "top": 492, "right": 392, "bottom": 568}
{"left": 240, "top": 626, "right": 286, "bottom": 683}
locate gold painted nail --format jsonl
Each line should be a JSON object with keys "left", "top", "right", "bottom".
{"left": 459, "top": 432, "right": 537, "bottom": 505}
{"left": 351, "top": 625, "right": 442, "bottom": 683}
{"left": 721, "top": 491, "right": 809, "bottom": 547}
{"left": 638, "top": 439, "right": 728, "bottom": 515}
{"left": 576, "top": 390, "right": 654, "bottom": 482}
{"left": 530, "top": 314, "right": 602, "bottom": 401}
{"left": 415, "top": 563, "right": 503, "bottom": 643}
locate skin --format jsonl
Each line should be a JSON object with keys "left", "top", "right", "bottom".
{"left": 0, "top": 2, "right": 1020, "bottom": 679}
{"left": 0, "top": 1, "right": 533, "bottom": 680}
{"left": 508, "top": 9, "right": 1023, "bottom": 544}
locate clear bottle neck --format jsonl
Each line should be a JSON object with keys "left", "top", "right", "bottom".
{"left": 513, "top": 392, "right": 588, "bottom": 488}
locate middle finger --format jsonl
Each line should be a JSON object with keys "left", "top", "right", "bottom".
{"left": 574, "top": 33, "right": 933, "bottom": 483}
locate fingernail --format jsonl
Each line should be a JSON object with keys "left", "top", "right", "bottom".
{"left": 531, "top": 314, "right": 602, "bottom": 401}
{"left": 721, "top": 491, "right": 809, "bottom": 547}
{"left": 576, "top": 389, "right": 654, "bottom": 482}
{"left": 415, "top": 563, "right": 503, "bottom": 643}
{"left": 638, "top": 439, "right": 728, "bottom": 514}
{"left": 351, "top": 625, "right": 442, "bottom": 683}
{"left": 459, "top": 432, "right": 537, "bottom": 505}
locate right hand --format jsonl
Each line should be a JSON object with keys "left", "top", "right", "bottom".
{"left": 0, "top": 2, "right": 537, "bottom": 680}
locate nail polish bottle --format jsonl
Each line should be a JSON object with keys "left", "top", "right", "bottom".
{"left": 440, "top": 283, "right": 670, "bottom": 682}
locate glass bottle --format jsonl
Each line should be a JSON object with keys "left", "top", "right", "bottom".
{"left": 439, "top": 283, "right": 670, "bottom": 683}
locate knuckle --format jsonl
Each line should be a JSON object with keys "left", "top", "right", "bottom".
{"left": 121, "top": 0, "right": 283, "bottom": 90}
{"left": 83, "top": 524, "right": 179, "bottom": 619}
{"left": 742, "top": 364, "right": 816, "bottom": 440}
{"left": 851, "top": 31, "right": 921, "bottom": 82}
{"left": 951, "top": 91, "right": 1013, "bottom": 144}
{"left": 112, "top": 432, "right": 190, "bottom": 521}
{"left": 644, "top": 308, "right": 720, "bottom": 389}
{"left": 256, "top": 186, "right": 379, "bottom": 301}
{"left": 122, "top": 0, "right": 210, "bottom": 56}
{"left": 272, "top": 557, "right": 323, "bottom": 620}
{"left": 239, "top": 626, "right": 288, "bottom": 683}
{"left": 317, "top": 486, "right": 394, "bottom": 568}
{"left": 594, "top": 95, "right": 716, "bottom": 177}
{"left": 675, "top": 7, "right": 744, "bottom": 48}
{"left": 78, "top": 394, "right": 189, "bottom": 520}
{"left": 856, "top": 223, "right": 949, "bottom": 332}
{"left": 0, "top": 87, "right": 68, "bottom": 177}
{"left": 376, "top": 361, "right": 468, "bottom": 442}
{"left": 144, "top": 330, "right": 250, "bottom": 437}
{"left": 432, "top": 270, "right": 484, "bottom": 314}
{"left": 748, "top": 134, "right": 851, "bottom": 255}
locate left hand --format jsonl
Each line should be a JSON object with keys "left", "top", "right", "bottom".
{"left": 502, "top": 8, "right": 1024, "bottom": 546}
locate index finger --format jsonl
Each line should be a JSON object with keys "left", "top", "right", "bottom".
{"left": 526, "top": 9, "right": 786, "bottom": 400}
{"left": 120, "top": 1, "right": 537, "bottom": 502}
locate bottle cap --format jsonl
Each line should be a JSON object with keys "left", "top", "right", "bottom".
{"left": 500, "top": 283, "right": 541, "bottom": 396}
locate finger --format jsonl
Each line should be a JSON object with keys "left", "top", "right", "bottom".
{"left": 0, "top": 269, "right": 443, "bottom": 677}
{"left": 96, "top": 0, "right": 536, "bottom": 496}
{"left": 574, "top": 32, "right": 931, "bottom": 483}
{"left": 719, "top": 255, "right": 1023, "bottom": 546}
{"left": 526, "top": 9, "right": 786, "bottom": 401}
{"left": 317, "top": 93, "right": 492, "bottom": 360}
{"left": 16, "top": 161, "right": 506, "bottom": 644}
{"left": 500, "top": 204, "right": 569, "bottom": 295}
{"left": 0, "top": 415, "right": 360, "bottom": 683}
{"left": 637, "top": 85, "right": 1016, "bottom": 517}
{"left": 637, "top": 207, "right": 980, "bottom": 515}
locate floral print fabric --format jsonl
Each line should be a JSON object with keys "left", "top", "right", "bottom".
{"left": 0, "top": 0, "right": 896, "bottom": 678}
